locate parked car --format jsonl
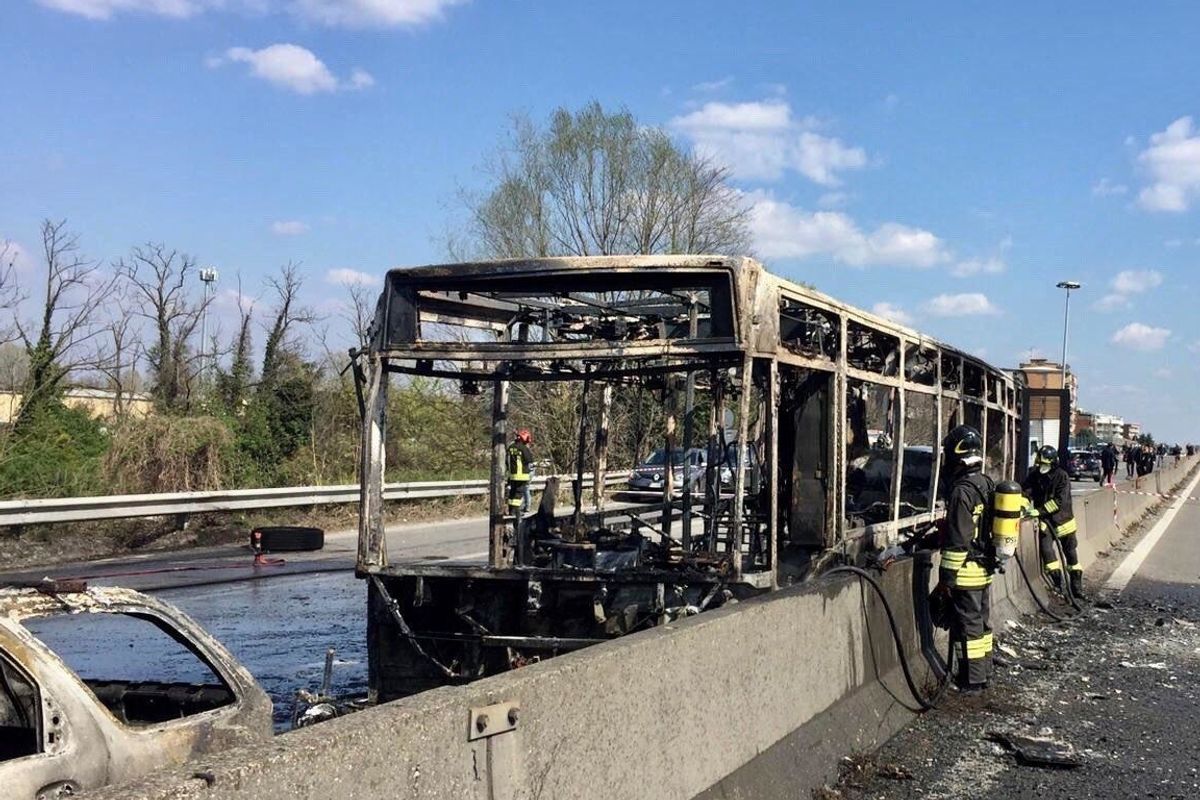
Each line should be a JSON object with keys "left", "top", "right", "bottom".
{"left": 626, "top": 447, "right": 705, "bottom": 496}
{"left": 1067, "top": 450, "right": 1101, "bottom": 481}
{"left": 0, "top": 582, "right": 272, "bottom": 798}
{"left": 626, "top": 443, "right": 760, "bottom": 498}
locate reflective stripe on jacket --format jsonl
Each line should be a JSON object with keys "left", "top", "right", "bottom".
{"left": 939, "top": 470, "right": 995, "bottom": 590}
{"left": 507, "top": 443, "right": 531, "bottom": 482}
{"left": 1022, "top": 466, "right": 1076, "bottom": 537}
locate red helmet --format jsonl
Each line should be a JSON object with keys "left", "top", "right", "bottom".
{"left": 516, "top": 429, "right": 532, "bottom": 444}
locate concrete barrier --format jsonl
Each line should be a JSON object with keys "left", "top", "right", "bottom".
{"left": 88, "top": 461, "right": 1196, "bottom": 800}
{"left": 1075, "top": 457, "right": 1197, "bottom": 565}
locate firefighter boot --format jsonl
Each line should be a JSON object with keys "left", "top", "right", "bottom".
{"left": 1069, "top": 571, "right": 1086, "bottom": 601}
{"left": 1048, "top": 570, "right": 1063, "bottom": 593}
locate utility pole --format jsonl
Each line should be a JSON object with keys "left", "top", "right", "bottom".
{"left": 199, "top": 268, "right": 219, "bottom": 389}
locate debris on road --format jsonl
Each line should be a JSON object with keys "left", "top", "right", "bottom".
{"left": 987, "top": 731, "right": 1083, "bottom": 769}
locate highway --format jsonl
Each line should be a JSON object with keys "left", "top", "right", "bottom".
{"left": 0, "top": 478, "right": 1140, "bottom": 727}
{"left": 1, "top": 516, "right": 494, "bottom": 725}
{"left": 1, "top": 514, "right": 493, "bottom": 592}
{"left": 825, "top": 470, "right": 1200, "bottom": 799}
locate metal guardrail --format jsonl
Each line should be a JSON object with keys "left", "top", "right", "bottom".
{"left": 0, "top": 472, "right": 631, "bottom": 527}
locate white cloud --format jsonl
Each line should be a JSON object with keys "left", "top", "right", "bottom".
{"left": 36, "top": 0, "right": 201, "bottom": 19}
{"left": 289, "top": 0, "right": 467, "bottom": 27}
{"left": 1153, "top": 367, "right": 1173, "bottom": 379}
{"left": 326, "top": 268, "right": 376, "bottom": 287}
{"left": 692, "top": 77, "right": 733, "bottom": 93}
{"left": 348, "top": 68, "right": 375, "bottom": 89}
{"left": 870, "top": 302, "right": 912, "bottom": 326}
{"left": 1091, "top": 178, "right": 1128, "bottom": 197}
{"left": 1188, "top": 341, "right": 1200, "bottom": 354}
{"left": 215, "top": 288, "right": 258, "bottom": 311}
{"left": 816, "top": 191, "right": 849, "bottom": 209}
{"left": 670, "top": 100, "right": 867, "bottom": 185}
{"left": 1136, "top": 116, "right": 1200, "bottom": 212}
{"left": 1111, "top": 269, "right": 1163, "bottom": 295}
{"left": 747, "top": 192, "right": 949, "bottom": 268}
{"left": 1094, "top": 269, "right": 1163, "bottom": 312}
{"left": 209, "top": 45, "right": 374, "bottom": 95}
{"left": 950, "top": 256, "right": 1005, "bottom": 278}
{"left": 0, "top": 238, "right": 34, "bottom": 273}
{"left": 1095, "top": 293, "right": 1131, "bottom": 312}
{"left": 39, "top": 0, "right": 466, "bottom": 27}
{"left": 922, "top": 293, "right": 1000, "bottom": 317}
{"left": 270, "top": 220, "right": 309, "bottom": 236}
{"left": 1110, "top": 322, "right": 1170, "bottom": 351}
{"left": 1164, "top": 238, "right": 1183, "bottom": 249}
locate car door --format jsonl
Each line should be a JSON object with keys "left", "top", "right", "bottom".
{"left": 0, "top": 627, "right": 109, "bottom": 800}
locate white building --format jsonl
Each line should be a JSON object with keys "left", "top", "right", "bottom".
{"left": 1092, "top": 413, "right": 1124, "bottom": 443}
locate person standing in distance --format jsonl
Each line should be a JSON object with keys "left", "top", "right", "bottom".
{"left": 506, "top": 429, "right": 535, "bottom": 515}
{"left": 937, "top": 425, "right": 996, "bottom": 693}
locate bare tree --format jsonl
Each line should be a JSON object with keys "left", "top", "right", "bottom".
{"left": 95, "top": 287, "right": 143, "bottom": 418}
{"left": 15, "top": 219, "right": 117, "bottom": 423}
{"left": 459, "top": 102, "right": 752, "bottom": 260}
{"left": 0, "top": 240, "right": 22, "bottom": 344}
{"left": 119, "top": 243, "right": 211, "bottom": 412}
{"left": 260, "top": 262, "right": 317, "bottom": 389}
{"left": 342, "top": 282, "right": 377, "bottom": 352}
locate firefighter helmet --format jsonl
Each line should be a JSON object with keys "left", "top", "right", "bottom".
{"left": 942, "top": 424, "right": 983, "bottom": 471}
{"left": 1035, "top": 445, "right": 1058, "bottom": 466}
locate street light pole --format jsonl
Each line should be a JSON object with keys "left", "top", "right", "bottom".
{"left": 199, "top": 268, "right": 219, "bottom": 389}
{"left": 1056, "top": 280, "right": 1081, "bottom": 383}
{"left": 1056, "top": 280, "right": 1081, "bottom": 448}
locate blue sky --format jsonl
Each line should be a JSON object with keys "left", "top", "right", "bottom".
{"left": 2, "top": 1, "right": 1199, "bottom": 440}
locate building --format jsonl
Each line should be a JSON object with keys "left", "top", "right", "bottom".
{"left": 1017, "top": 359, "right": 1078, "bottom": 460}
{"left": 1076, "top": 410, "right": 1125, "bottom": 444}
{"left": 1075, "top": 410, "right": 1094, "bottom": 435}
{"left": 1092, "top": 413, "right": 1125, "bottom": 443}
{"left": 1123, "top": 422, "right": 1142, "bottom": 442}
{"left": 0, "top": 387, "right": 154, "bottom": 425}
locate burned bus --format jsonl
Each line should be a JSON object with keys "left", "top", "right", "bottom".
{"left": 353, "top": 255, "right": 1025, "bottom": 701}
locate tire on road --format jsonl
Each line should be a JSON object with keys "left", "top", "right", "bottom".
{"left": 251, "top": 526, "right": 325, "bottom": 553}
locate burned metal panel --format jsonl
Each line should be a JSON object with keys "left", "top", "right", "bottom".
{"left": 0, "top": 587, "right": 271, "bottom": 797}
{"left": 352, "top": 254, "right": 1028, "bottom": 698}
{"left": 358, "top": 357, "right": 389, "bottom": 570}
{"left": 846, "top": 320, "right": 901, "bottom": 376}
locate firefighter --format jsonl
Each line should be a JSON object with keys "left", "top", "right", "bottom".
{"left": 506, "top": 429, "right": 535, "bottom": 515}
{"left": 937, "top": 424, "right": 996, "bottom": 692}
{"left": 1022, "top": 445, "right": 1084, "bottom": 599}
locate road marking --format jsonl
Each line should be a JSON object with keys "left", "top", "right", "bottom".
{"left": 1104, "top": 468, "right": 1200, "bottom": 595}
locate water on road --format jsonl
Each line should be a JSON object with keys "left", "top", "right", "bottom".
{"left": 160, "top": 572, "right": 368, "bottom": 728}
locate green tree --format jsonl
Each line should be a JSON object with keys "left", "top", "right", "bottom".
{"left": 457, "top": 101, "right": 751, "bottom": 260}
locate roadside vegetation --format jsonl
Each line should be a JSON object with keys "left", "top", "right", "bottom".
{"left": 0, "top": 102, "right": 750, "bottom": 503}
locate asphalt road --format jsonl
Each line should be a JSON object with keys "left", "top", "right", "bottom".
{"left": 0, "top": 514, "right": 493, "bottom": 592}
{"left": 825, "top": 470, "right": 1200, "bottom": 800}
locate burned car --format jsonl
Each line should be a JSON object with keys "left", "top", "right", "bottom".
{"left": 0, "top": 582, "right": 271, "bottom": 798}
{"left": 351, "top": 255, "right": 1027, "bottom": 702}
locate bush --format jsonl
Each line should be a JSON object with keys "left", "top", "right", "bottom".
{"left": 104, "top": 415, "right": 234, "bottom": 493}
{"left": 0, "top": 402, "right": 109, "bottom": 498}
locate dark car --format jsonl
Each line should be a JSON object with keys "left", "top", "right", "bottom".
{"left": 1067, "top": 450, "right": 1101, "bottom": 481}
{"left": 626, "top": 443, "right": 759, "bottom": 498}
{"left": 626, "top": 447, "right": 705, "bottom": 496}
